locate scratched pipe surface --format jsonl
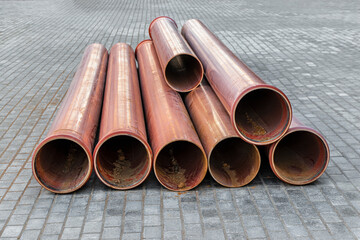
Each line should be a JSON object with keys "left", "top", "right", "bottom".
{"left": 267, "top": 117, "right": 330, "bottom": 185}
{"left": 182, "top": 19, "right": 292, "bottom": 145}
{"left": 32, "top": 44, "right": 108, "bottom": 193}
{"left": 136, "top": 40, "right": 207, "bottom": 191}
{"left": 149, "top": 16, "right": 203, "bottom": 92}
{"left": 185, "top": 81, "right": 261, "bottom": 187}
{"left": 93, "top": 43, "right": 152, "bottom": 190}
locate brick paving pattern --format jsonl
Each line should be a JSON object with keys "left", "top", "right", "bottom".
{"left": 0, "top": 0, "right": 359, "bottom": 239}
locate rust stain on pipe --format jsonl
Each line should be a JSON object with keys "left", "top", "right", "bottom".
{"left": 136, "top": 40, "right": 207, "bottom": 191}
{"left": 149, "top": 16, "right": 203, "bottom": 92}
{"left": 182, "top": 19, "right": 292, "bottom": 145}
{"left": 185, "top": 81, "right": 260, "bottom": 187}
{"left": 32, "top": 44, "right": 108, "bottom": 193}
{"left": 93, "top": 43, "right": 152, "bottom": 190}
{"left": 267, "top": 117, "right": 330, "bottom": 185}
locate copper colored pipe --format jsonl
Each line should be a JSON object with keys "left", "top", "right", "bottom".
{"left": 185, "top": 82, "right": 261, "bottom": 187}
{"left": 93, "top": 43, "right": 152, "bottom": 190}
{"left": 32, "top": 44, "right": 108, "bottom": 193}
{"left": 149, "top": 16, "right": 203, "bottom": 92}
{"left": 267, "top": 117, "right": 330, "bottom": 185}
{"left": 182, "top": 19, "right": 292, "bottom": 145}
{"left": 136, "top": 40, "right": 207, "bottom": 191}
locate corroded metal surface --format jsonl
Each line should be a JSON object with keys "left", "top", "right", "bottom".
{"left": 267, "top": 117, "right": 330, "bottom": 185}
{"left": 32, "top": 44, "right": 108, "bottom": 193}
{"left": 182, "top": 19, "right": 292, "bottom": 145}
{"left": 149, "top": 16, "right": 203, "bottom": 92}
{"left": 185, "top": 81, "right": 260, "bottom": 187}
{"left": 93, "top": 43, "right": 152, "bottom": 190}
{"left": 136, "top": 40, "right": 207, "bottom": 191}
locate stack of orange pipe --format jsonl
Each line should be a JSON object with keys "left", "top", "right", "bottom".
{"left": 32, "top": 17, "right": 329, "bottom": 193}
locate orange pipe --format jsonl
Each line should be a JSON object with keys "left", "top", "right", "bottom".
{"left": 185, "top": 81, "right": 261, "bottom": 187}
{"left": 182, "top": 19, "right": 292, "bottom": 145}
{"left": 149, "top": 16, "right": 203, "bottom": 92}
{"left": 136, "top": 40, "right": 207, "bottom": 191}
{"left": 93, "top": 43, "right": 152, "bottom": 190}
{"left": 32, "top": 44, "right": 108, "bottom": 193}
{"left": 267, "top": 117, "right": 330, "bottom": 185}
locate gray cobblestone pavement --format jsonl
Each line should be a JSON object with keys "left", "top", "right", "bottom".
{"left": 0, "top": 0, "right": 359, "bottom": 239}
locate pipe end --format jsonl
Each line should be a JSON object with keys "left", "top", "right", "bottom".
{"left": 148, "top": 16, "right": 178, "bottom": 39}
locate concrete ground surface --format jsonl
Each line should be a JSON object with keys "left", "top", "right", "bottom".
{"left": 0, "top": 0, "right": 359, "bottom": 239}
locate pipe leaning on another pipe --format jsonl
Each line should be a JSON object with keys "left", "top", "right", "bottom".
{"left": 93, "top": 43, "right": 152, "bottom": 190}
{"left": 185, "top": 82, "right": 261, "bottom": 187}
{"left": 136, "top": 40, "right": 207, "bottom": 191}
{"left": 32, "top": 44, "right": 108, "bottom": 193}
{"left": 267, "top": 117, "right": 330, "bottom": 185}
{"left": 182, "top": 19, "right": 292, "bottom": 145}
{"left": 149, "top": 16, "right": 203, "bottom": 92}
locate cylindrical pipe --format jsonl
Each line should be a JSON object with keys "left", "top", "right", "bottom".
{"left": 182, "top": 19, "right": 292, "bottom": 145}
{"left": 267, "top": 117, "right": 330, "bottom": 185}
{"left": 136, "top": 40, "right": 207, "bottom": 191}
{"left": 93, "top": 43, "right": 152, "bottom": 190}
{"left": 149, "top": 16, "right": 203, "bottom": 92}
{"left": 185, "top": 81, "right": 261, "bottom": 187}
{"left": 32, "top": 44, "right": 108, "bottom": 193}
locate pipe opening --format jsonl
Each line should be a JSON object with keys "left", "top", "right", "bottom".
{"left": 235, "top": 88, "right": 290, "bottom": 143}
{"left": 34, "top": 139, "right": 90, "bottom": 192}
{"left": 273, "top": 131, "right": 328, "bottom": 184}
{"left": 155, "top": 141, "right": 206, "bottom": 191}
{"left": 209, "top": 137, "right": 260, "bottom": 187}
{"left": 95, "top": 136, "right": 151, "bottom": 189}
{"left": 165, "top": 54, "right": 203, "bottom": 92}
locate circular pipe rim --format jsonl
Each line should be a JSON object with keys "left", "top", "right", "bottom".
{"left": 163, "top": 53, "right": 204, "bottom": 93}
{"left": 208, "top": 136, "right": 261, "bottom": 188}
{"left": 269, "top": 127, "right": 330, "bottom": 185}
{"left": 93, "top": 131, "right": 153, "bottom": 190}
{"left": 153, "top": 139, "right": 207, "bottom": 191}
{"left": 231, "top": 84, "right": 292, "bottom": 145}
{"left": 32, "top": 135, "right": 93, "bottom": 194}
{"left": 148, "top": 16, "right": 178, "bottom": 39}
{"left": 135, "top": 39, "right": 152, "bottom": 57}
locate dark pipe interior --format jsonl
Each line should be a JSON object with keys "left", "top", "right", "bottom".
{"left": 34, "top": 139, "right": 89, "bottom": 192}
{"left": 235, "top": 88, "right": 290, "bottom": 143}
{"left": 155, "top": 141, "right": 206, "bottom": 190}
{"left": 209, "top": 137, "right": 260, "bottom": 187}
{"left": 273, "top": 131, "right": 328, "bottom": 183}
{"left": 96, "top": 136, "right": 151, "bottom": 189}
{"left": 165, "top": 54, "right": 203, "bottom": 92}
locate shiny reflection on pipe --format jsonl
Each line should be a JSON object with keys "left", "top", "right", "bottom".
{"left": 94, "top": 43, "right": 152, "bottom": 190}
{"left": 149, "top": 16, "right": 203, "bottom": 92}
{"left": 267, "top": 118, "right": 330, "bottom": 185}
{"left": 32, "top": 44, "right": 108, "bottom": 193}
{"left": 181, "top": 19, "right": 292, "bottom": 145}
{"left": 185, "top": 83, "right": 260, "bottom": 187}
{"left": 136, "top": 40, "right": 207, "bottom": 191}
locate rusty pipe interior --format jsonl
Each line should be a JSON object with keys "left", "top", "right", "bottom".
{"left": 209, "top": 137, "right": 260, "bottom": 187}
{"left": 149, "top": 16, "right": 203, "bottom": 92}
{"left": 164, "top": 54, "right": 203, "bottom": 92}
{"left": 154, "top": 141, "right": 206, "bottom": 191}
{"left": 33, "top": 138, "right": 91, "bottom": 192}
{"left": 234, "top": 88, "right": 291, "bottom": 144}
{"left": 95, "top": 135, "right": 151, "bottom": 189}
{"left": 271, "top": 130, "right": 329, "bottom": 185}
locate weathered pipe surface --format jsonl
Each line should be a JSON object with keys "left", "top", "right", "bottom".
{"left": 182, "top": 19, "right": 292, "bottom": 145}
{"left": 93, "top": 43, "right": 152, "bottom": 190}
{"left": 149, "top": 16, "right": 203, "bottom": 92}
{"left": 267, "top": 118, "right": 330, "bottom": 185}
{"left": 136, "top": 40, "right": 207, "bottom": 191}
{"left": 185, "top": 81, "right": 261, "bottom": 187}
{"left": 32, "top": 44, "right": 108, "bottom": 193}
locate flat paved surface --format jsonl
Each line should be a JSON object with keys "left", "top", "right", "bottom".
{"left": 0, "top": 0, "right": 359, "bottom": 239}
